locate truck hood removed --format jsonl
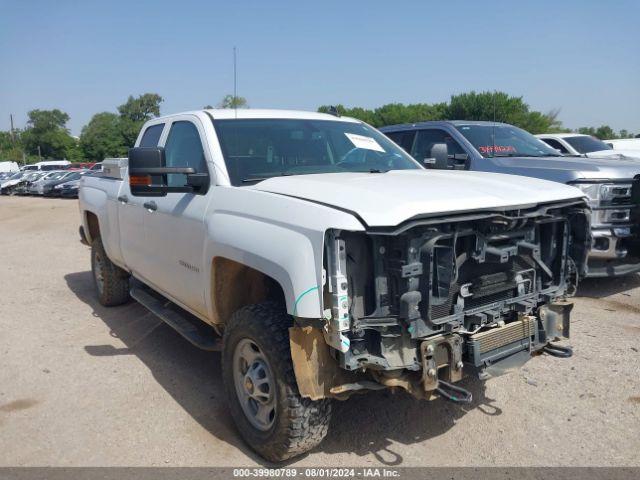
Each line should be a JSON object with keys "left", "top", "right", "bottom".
{"left": 252, "top": 170, "right": 585, "bottom": 227}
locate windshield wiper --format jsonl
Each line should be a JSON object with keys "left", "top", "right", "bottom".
{"left": 241, "top": 172, "right": 295, "bottom": 184}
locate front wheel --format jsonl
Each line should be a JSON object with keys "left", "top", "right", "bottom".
{"left": 222, "top": 302, "right": 332, "bottom": 462}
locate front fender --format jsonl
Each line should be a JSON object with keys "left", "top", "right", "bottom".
{"left": 204, "top": 189, "right": 364, "bottom": 319}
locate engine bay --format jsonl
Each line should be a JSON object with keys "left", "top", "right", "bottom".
{"left": 321, "top": 199, "right": 590, "bottom": 390}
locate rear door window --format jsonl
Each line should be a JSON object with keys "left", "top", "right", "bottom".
{"left": 385, "top": 131, "right": 416, "bottom": 153}
{"left": 139, "top": 124, "right": 165, "bottom": 147}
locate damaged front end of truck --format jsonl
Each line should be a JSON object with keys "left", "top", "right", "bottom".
{"left": 290, "top": 198, "right": 590, "bottom": 402}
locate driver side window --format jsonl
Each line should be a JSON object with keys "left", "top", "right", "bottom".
{"left": 412, "top": 129, "right": 465, "bottom": 161}
{"left": 163, "top": 121, "right": 208, "bottom": 188}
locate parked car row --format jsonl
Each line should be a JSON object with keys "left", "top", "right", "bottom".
{"left": 19, "top": 160, "right": 102, "bottom": 172}
{"left": 0, "top": 168, "right": 96, "bottom": 197}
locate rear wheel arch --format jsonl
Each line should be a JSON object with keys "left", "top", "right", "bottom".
{"left": 84, "top": 211, "right": 100, "bottom": 244}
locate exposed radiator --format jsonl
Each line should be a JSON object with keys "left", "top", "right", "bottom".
{"left": 468, "top": 316, "right": 537, "bottom": 355}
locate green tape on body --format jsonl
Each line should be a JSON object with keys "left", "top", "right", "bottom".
{"left": 293, "top": 285, "right": 319, "bottom": 316}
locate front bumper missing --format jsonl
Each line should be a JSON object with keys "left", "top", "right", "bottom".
{"left": 419, "top": 303, "right": 572, "bottom": 396}
{"left": 291, "top": 302, "right": 574, "bottom": 401}
{"left": 466, "top": 315, "right": 538, "bottom": 368}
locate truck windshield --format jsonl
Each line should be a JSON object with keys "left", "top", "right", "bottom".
{"left": 213, "top": 119, "right": 421, "bottom": 185}
{"left": 455, "top": 124, "right": 561, "bottom": 158}
{"left": 564, "top": 135, "right": 612, "bottom": 154}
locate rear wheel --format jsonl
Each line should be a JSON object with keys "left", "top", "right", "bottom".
{"left": 91, "top": 236, "right": 130, "bottom": 306}
{"left": 222, "top": 302, "right": 332, "bottom": 462}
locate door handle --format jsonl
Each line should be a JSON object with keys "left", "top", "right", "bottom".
{"left": 143, "top": 201, "right": 157, "bottom": 212}
{"left": 117, "top": 195, "right": 128, "bottom": 203}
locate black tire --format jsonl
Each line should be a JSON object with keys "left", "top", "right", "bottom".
{"left": 222, "top": 302, "right": 332, "bottom": 462}
{"left": 91, "top": 236, "right": 130, "bottom": 307}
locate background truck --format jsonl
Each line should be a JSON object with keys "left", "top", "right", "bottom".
{"left": 381, "top": 121, "right": 640, "bottom": 277}
{"left": 79, "top": 109, "right": 590, "bottom": 461}
{"left": 536, "top": 133, "right": 640, "bottom": 161}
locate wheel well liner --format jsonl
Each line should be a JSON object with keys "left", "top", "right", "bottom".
{"left": 211, "top": 257, "right": 286, "bottom": 326}
{"left": 85, "top": 211, "right": 100, "bottom": 243}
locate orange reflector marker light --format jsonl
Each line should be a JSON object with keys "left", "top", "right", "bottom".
{"left": 130, "top": 175, "right": 151, "bottom": 186}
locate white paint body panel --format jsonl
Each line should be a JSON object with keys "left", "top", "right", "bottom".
{"left": 606, "top": 138, "right": 640, "bottom": 151}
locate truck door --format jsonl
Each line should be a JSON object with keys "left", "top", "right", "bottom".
{"left": 118, "top": 122, "right": 166, "bottom": 275}
{"left": 137, "top": 116, "right": 211, "bottom": 317}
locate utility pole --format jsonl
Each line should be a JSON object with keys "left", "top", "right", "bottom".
{"left": 37, "top": 145, "right": 41, "bottom": 161}
{"left": 233, "top": 46, "right": 238, "bottom": 118}
{"left": 9, "top": 114, "right": 15, "bottom": 142}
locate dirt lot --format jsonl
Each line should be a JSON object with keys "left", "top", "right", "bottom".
{"left": 0, "top": 196, "right": 639, "bottom": 467}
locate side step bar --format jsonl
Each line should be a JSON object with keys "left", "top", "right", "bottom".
{"left": 130, "top": 284, "right": 222, "bottom": 352}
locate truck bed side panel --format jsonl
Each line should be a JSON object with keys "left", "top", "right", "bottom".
{"left": 79, "top": 176, "right": 126, "bottom": 268}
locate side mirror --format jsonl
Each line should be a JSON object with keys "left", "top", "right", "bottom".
{"left": 128, "top": 147, "right": 199, "bottom": 197}
{"left": 423, "top": 143, "right": 449, "bottom": 169}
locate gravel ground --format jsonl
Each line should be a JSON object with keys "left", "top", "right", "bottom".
{"left": 0, "top": 196, "right": 638, "bottom": 467}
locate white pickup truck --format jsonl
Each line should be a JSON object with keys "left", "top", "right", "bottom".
{"left": 79, "top": 109, "right": 591, "bottom": 461}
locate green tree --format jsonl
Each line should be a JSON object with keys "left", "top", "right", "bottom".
{"left": 20, "top": 109, "right": 78, "bottom": 159}
{"left": 218, "top": 94, "right": 248, "bottom": 109}
{"left": 117, "top": 93, "right": 164, "bottom": 147}
{"left": 0, "top": 131, "right": 24, "bottom": 162}
{"left": 594, "top": 125, "right": 616, "bottom": 140}
{"left": 577, "top": 125, "right": 617, "bottom": 140}
{"left": 318, "top": 104, "right": 377, "bottom": 124}
{"left": 80, "top": 112, "right": 128, "bottom": 161}
{"left": 319, "top": 92, "right": 560, "bottom": 133}
{"left": 318, "top": 102, "right": 447, "bottom": 127}
{"left": 577, "top": 127, "right": 596, "bottom": 136}
{"left": 446, "top": 91, "right": 557, "bottom": 134}
{"left": 374, "top": 102, "right": 448, "bottom": 127}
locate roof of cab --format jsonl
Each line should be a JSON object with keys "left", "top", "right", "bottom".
{"left": 379, "top": 120, "right": 512, "bottom": 132}
{"left": 535, "top": 133, "right": 589, "bottom": 139}
{"left": 154, "top": 109, "right": 362, "bottom": 122}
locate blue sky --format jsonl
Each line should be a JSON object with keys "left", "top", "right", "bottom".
{"left": 1, "top": 0, "right": 639, "bottom": 135}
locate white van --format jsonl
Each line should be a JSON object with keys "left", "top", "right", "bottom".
{"left": 0, "top": 161, "right": 20, "bottom": 173}
{"left": 21, "top": 160, "right": 71, "bottom": 172}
